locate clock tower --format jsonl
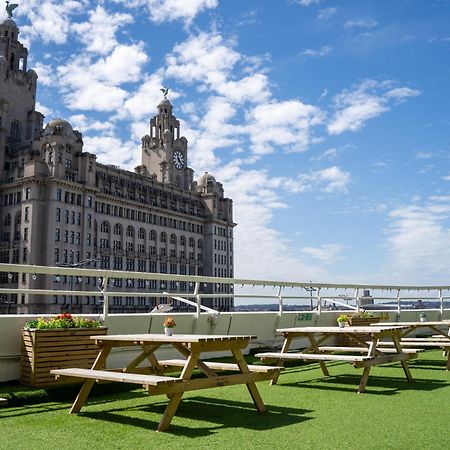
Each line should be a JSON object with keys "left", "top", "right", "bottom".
{"left": 140, "top": 97, "right": 193, "bottom": 190}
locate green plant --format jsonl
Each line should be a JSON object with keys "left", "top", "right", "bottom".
{"left": 419, "top": 312, "right": 427, "bottom": 319}
{"left": 353, "top": 311, "right": 374, "bottom": 318}
{"left": 24, "top": 313, "right": 101, "bottom": 330}
{"left": 337, "top": 314, "right": 349, "bottom": 323}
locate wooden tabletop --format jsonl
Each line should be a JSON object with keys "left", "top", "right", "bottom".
{"left": 372, "top": 321, "right": 450, "bottom": 327}
{"left": 277, "top": 326, "right": 409, "bottom": 334}
{"left": 91, "top": 334, "right": 257, "bottom": 343}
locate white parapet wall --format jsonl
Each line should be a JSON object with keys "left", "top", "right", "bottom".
{"left": 3, "top": 308, "right": 449, "bottom": 382}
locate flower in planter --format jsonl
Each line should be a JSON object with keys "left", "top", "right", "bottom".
{"left": 25, "top": 313, "right": 102, "bottom": 330}
{"left": 163, "top": 317, "right": 176, "bottom": 328}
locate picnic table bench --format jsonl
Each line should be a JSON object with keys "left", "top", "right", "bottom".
{"left": 255, "top": 325, "right": 417, "bottom": 393}
{"left": 51, "top": 334, "right": 282, "bottom": 432}
{"left": 371, "top": 321, "right": 450, "bottom": 370}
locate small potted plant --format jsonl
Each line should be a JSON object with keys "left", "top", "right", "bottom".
{"left": 419, "top": 312, "right": 427, "bottom": 323}
{"left": 163, "top": 316, "right": 176, "bottom": 336}
{"left": 337, "top": 314, "right": 348, "bottom": 328}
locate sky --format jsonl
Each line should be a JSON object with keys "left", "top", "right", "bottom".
{"left": 5, "top": 0, "right": 450, "bottom": 285}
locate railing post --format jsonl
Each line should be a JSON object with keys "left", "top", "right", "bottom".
{"left": 396, "top": 289, "right": 401, "bottom": 315}
{"left": 194, "top": 282, "right": 201, "bottom": 318}
{"left": 439, "top": 289, "right": 443, "bottom": 315}
{"left": 317, "top": 287, "right": 321, "bottom": 315}
{"left": 355, "top": 288, "right": 360, "bottom": 313}
{"left": 101, "top": 276, "right": 109, "bottom": 322}
{"left": 277, "top": 286, "right": 283, "bottom": 316}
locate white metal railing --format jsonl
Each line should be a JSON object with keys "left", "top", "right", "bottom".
{"left": 0, "top": 263, "right": 449, "bottom": 319}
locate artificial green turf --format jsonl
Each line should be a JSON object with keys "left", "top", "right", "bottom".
{"left": 0, "top": 350, "right": 449, "bottom": 450}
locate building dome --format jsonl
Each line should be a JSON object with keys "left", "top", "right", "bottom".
{"left": 158, "top": 98, "right": 172, "bottom": 108}
{"left": 43, "top": 119, "right": 75, "bottom": 138}
{"left": 197, "top": 172, "right": 216, "bottom": 187}
{"left": 0, "top": 18, "right": 17, "bottom": 28}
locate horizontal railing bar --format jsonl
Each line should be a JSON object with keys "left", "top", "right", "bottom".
{"left": 2, "top": 263, "right": 450, "bottom": 291}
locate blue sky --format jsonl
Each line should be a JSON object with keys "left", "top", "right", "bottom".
{"left": 7, "top": 0, "right": 450, "bottom": 284}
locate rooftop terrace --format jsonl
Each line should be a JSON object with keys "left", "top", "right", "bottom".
{"left": 1, "top": 350, "right": 449, "bottom": 449}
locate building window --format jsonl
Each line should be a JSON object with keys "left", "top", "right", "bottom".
{"left": 160, "top": 232, "right": 166, "bottom": 243}
{"left": 56, "top": 208, "right": 61, "bottom": 222}
{"left": 138, "top": 228, "right": 145, "bottom": 239}
{"left": 114, "top": 224, "right": 122, "bottom": 235}
{"left": 55, "top": 228, "right": 60, "bottom": 241}
{"left": 25, "top": 188, "right": 31, "bottom": 200}
{"left": 56, "top": 189, "right": 62, "bottom": 201}
{"left": 24, "top": 207, "right": 29, "bottom": 222}
{"left": 126, "top": 226, "right": 134, "bottom": 237}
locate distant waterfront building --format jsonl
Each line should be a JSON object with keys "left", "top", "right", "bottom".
{"left": 0, "top": 17, "right": 235, "bottom": 313}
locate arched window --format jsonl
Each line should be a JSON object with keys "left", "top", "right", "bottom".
{"left": 160, "top": 232, "right": 166, "bottom": 243}
{"left": 113, "top": 224, "right": 122, "bottom": 235}
{"left": 100, "top": 221, "right": 110, "bottom": 233}
{"left": 10, "top": 120, "right": 22, "bottom": 143}
{"left": 138, "top": 228, "right": 146, "bottom": 239}
{"left": 180, "top": 235, "right": 186, "bottom": 246}
{"left": 170, "top": 234, "right": 177, "bottom": 245}
{"left": 4, "top": 214, "right": 11, "bottom": 227}
{"left": 126, "top": 226, "right": 134, "bottom": 237}
{"left": 150, "top": 230, "right": 156, "bottom": 241}
{"left": 189, "top": 237, "right": 195, "bottom": 248}
{"left": 197, "top": 239, "right": 203, "bottom": 249}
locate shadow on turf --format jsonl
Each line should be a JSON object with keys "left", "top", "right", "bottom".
{"left": 80, "top": 396, "right": 313, "bottom": 436}
{"left": 279, "top": 373, "right": 448, "bottom": 395}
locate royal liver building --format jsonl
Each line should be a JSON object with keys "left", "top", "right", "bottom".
{"left": 0, "top": 15, "right": 235, "bottom": 313}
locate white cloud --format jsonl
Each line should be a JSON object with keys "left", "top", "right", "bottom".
{"left": 318, "top": 7, "right": 337, "bottom": 21}
{"left": 295, "top": 0, "right": 322, "bottom": 6}
{"left": 83, "top": 134, "right": 140, "bottom": 168}
{"left": 384, "top": 87, "right": 421, "bottom": 101}
{"left": 113, "top": 0, "right": 218, "bottom": 25}
{"left": 68, "top": 114, "right": 114, "bottom": 133}
{"left": 301, "top": 46, "right": 332, "bottom": 57}
{"left": 57, "top": 43, "right": 149, "bottom": 111}
{"left": 384, "top": 197, "right": 450, "bottom": 281}
{"left": 33, "top": 62, "right": 55, "bottom": 86}
{"left": 301, "top": 244, "right": 346, "bottom": 264}
{"left": 328, "top": 79, "right": 420, "bottom": 135}
{"left": 246, "top": 100, "right": 324, "bottom": 154}
{"left": 19, "top": 0, "right": 83, "bottom": 44}
{"left": 277, "top": 166, "right": 351, "bottom": 194}
{"left": 35, "top": 102, "right": 53, "bottom": 118}
{"left": 344, "top": 19, "right": 378, "bottom": 29}
{"left": 72, "top": 6, "right": 134, "bottom": 55}
{"left": 219, "top": 164, "right": 329, "bottom": 281}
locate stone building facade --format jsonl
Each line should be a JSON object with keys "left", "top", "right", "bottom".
{"left": 0, "top": 17, "right": 235, "bottom": 313}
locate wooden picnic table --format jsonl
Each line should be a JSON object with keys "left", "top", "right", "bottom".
{"left": 371, "top": 321, "right": 450, "bottom": 370}
{"left": 371, "top": 321, "right": 450, "bottom": 338}
{"left": 256, "top": 325, "right": 417, "bottom": 393}
{"left": 51, "top": 334, "right": 281, "bottom": 432}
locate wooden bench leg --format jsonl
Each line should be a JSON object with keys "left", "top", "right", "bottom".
{"left": 392, "top": 337, "right": 413, "bottom": 382}
{"left": 358, "top": 366, "right": 371, "bottom": 393}
{"left": 69, "top": 343, "right": 112, "bottom": 414}
{"left": 157, "top": 351, "right": 199, "bottom": 432}
{"left": 271, "top": 336, "right": 292, "bottom": 385}
{"left": 307, "top": 335, "right": 330, "bottom": 377}
{"left": 232, "top": 349, "right": 266, "bottom": 413}
{"left": 446, "top": 352, "right": 450, "bottom": 371}
{"left": 157, "top": 393, "right": 183, "bottom": 432}
{"left": 70, "top": 380, "right": 95, "bottom": 414}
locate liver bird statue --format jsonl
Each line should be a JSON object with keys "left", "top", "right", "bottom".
{"left": 160, "top": 87, "right": 170, "bottom": 99}
{"left": 6, "top": 1, "right": 18, "bottom": 18}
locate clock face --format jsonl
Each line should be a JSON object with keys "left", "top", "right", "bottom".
{"left": 172, "top": 151, "right": 185, "bottom": 169}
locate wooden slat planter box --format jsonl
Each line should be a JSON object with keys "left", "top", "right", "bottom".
{"left": 21, "top": 327, "right": 108, "bottom": 387}
{"left": 339, "top": 317, "right": 380, "bottom": 347}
